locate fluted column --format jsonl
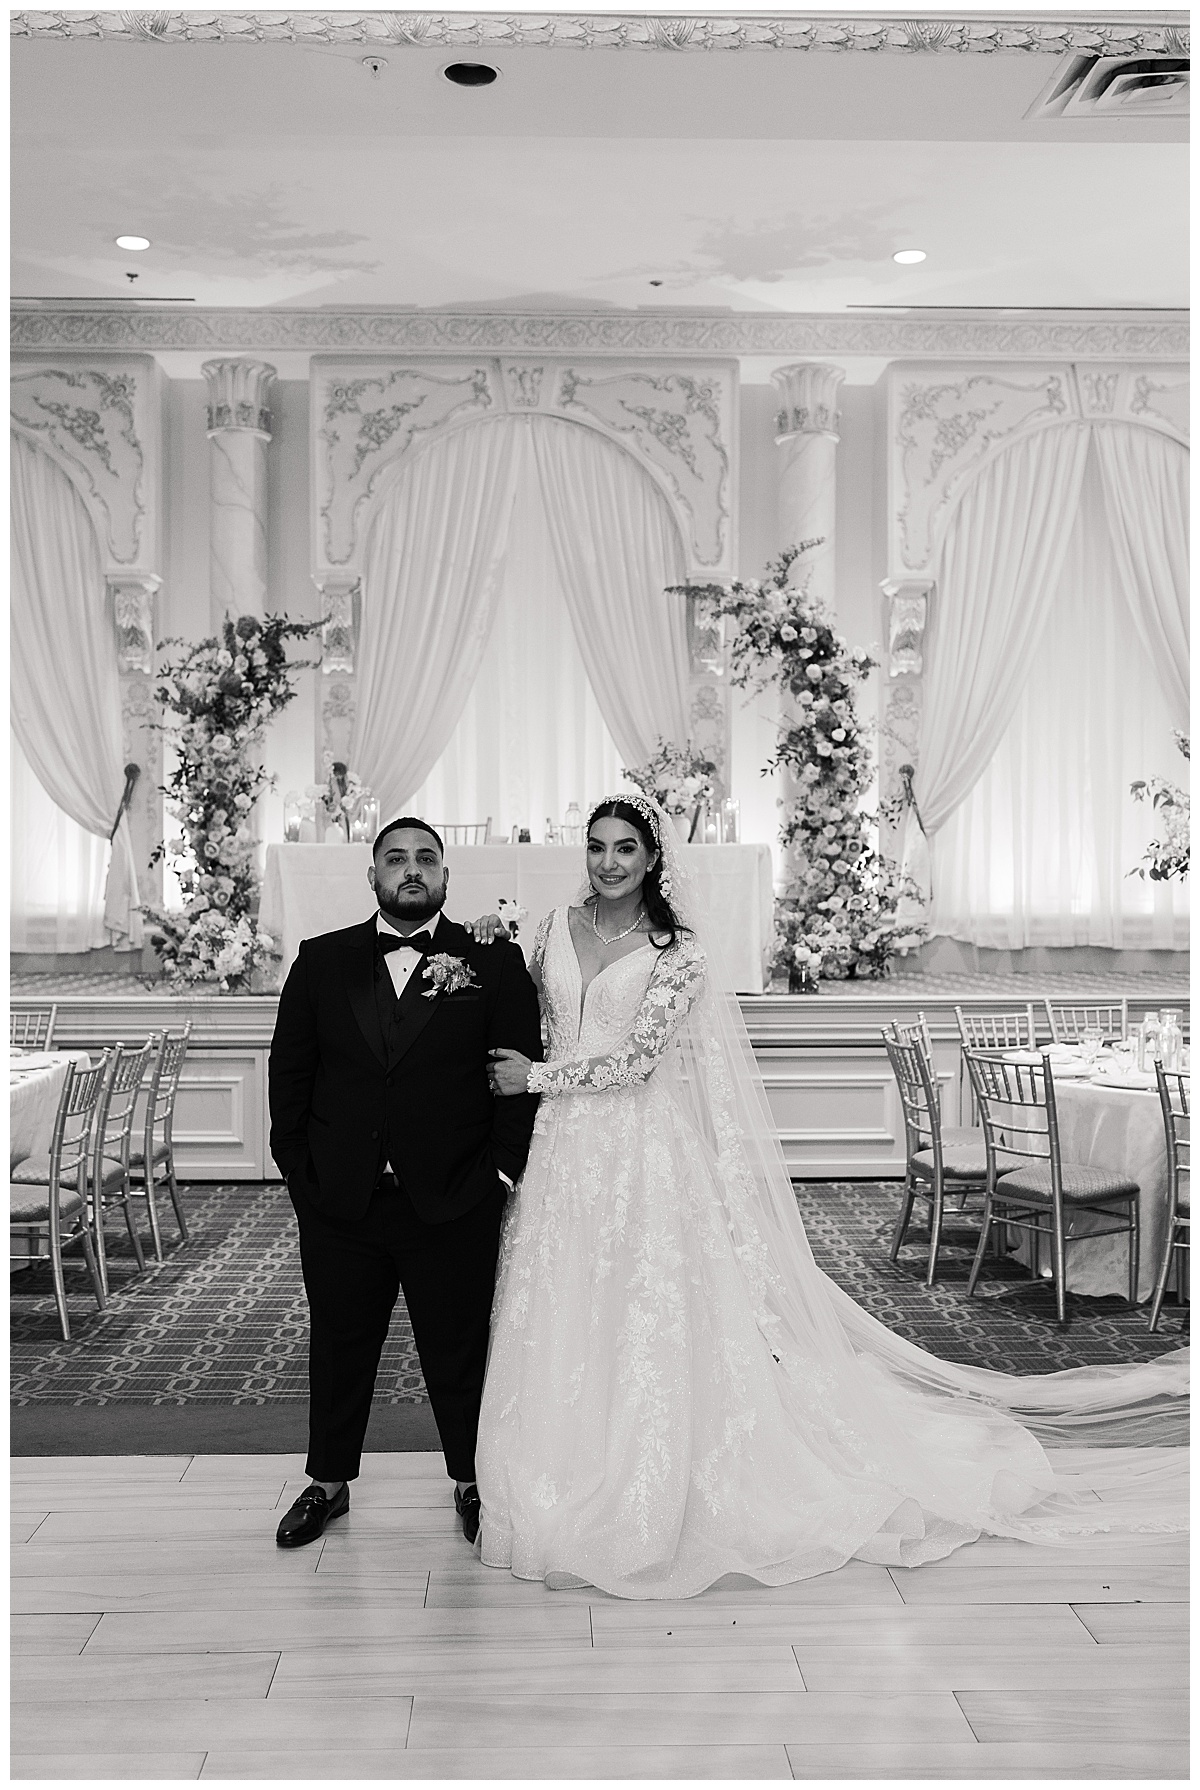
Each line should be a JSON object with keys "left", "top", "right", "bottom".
{"left": 202, "top": 359, "right": 275, "bottom": 626}
{"left": 770, "top": 364, "right": 844, "bottom": 893}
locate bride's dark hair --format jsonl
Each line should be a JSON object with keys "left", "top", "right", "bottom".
{"left": 587, "top": 799, "right": 689, "bottom": 952}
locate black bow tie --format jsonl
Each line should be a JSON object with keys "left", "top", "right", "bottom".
{"left": 378, "top": 929, "right": 435, "bottom": 956}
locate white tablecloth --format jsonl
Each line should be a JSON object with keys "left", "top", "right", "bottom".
{"left": 10, "top": 1056, "right": 76, "bottom": 1170}
{"left": 261, "top": 842, "right": 776, "bottom": 993}
{"left": 1013, "top": 1078, "right": 1170, "bottom": 1301}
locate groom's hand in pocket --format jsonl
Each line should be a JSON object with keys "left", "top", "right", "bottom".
{"left": 489, "top": 1048, "right": 532, "bottom": 1097}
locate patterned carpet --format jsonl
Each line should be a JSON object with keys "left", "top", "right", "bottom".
{"left": 11, "top": 1179, "right": 1185, "bottom": 1408}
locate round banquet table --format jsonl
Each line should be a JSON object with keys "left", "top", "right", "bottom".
{"left": 9, "top": 1053, "right": 91, "bottom": 1171}
{"left": 1011, "top": 1073, "right": 1174, "bottom": 1302}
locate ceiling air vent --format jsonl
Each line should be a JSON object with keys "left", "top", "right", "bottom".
{"left": 1027, "top": 52, "right": 1189, "bottom": 119}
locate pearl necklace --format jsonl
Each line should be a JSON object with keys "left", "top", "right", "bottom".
{"left": 591, "top": 900, "right": 646, "bottom": 946}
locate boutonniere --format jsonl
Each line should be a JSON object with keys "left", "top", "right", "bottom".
{"left": 422, "top": 953, "right": 481, "bottom": 999}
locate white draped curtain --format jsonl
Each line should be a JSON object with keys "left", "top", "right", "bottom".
{"left": 922, "top": 424, "right": 1189, "bottom": 949}
{"left": 352, "top": 415, "right": 689, "bottom": 822}
{"left": 11, "top": 433, "right": 142, "bottom": 952}
{"left": 408, "top": 457, "right": 626, "bottom": 838}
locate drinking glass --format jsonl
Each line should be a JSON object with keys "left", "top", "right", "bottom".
{"left": 1079, "top": 1025, "right": 1104, "bottom": 1066}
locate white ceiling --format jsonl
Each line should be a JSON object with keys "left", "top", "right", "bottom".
{"left": 11, "top": 32, "right": 1189, "bottom": 312}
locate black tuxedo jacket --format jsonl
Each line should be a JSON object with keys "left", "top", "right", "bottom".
{"left": 268, "top": 914, "right": 543, "bottom": 1224}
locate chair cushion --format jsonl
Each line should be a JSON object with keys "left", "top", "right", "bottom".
{"left": 12, "top": 1156, "right": 124, "bottom": 1193}
{"left": 911, "top": 1144, "right": 989, "bottom": 1179}
{"left": 10, "top": 1183, "right": 85, "bottom": 1223}
{"left": 127, "top": 1144, "right": 170, "bottom": 1169}
{"left": 996, "top": 1162, "right": 1139, "bottom": 1204}
{"left": 11, "top": 1156, "right": 75, "bottom": 1187}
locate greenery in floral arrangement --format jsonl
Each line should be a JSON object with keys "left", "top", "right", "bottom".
{"left": 623, "top": 738, "right": 718, "bottom": 831}
{"left": 1130, "top": 732, "right": 1190, "bottom": 883}
{"left": 669, "top": 545, "right": 925, "bottom": 984}
{"left": 142, "top": 612, "right": 321, "bottom": 992}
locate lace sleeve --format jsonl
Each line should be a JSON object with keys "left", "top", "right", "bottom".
{"left": 527, "top": 935, "right": 706, "bottom": 1095}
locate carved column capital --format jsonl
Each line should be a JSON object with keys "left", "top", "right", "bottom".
{"left": 108, "top": 573, "right": 161, "bottom": 674}
{"left": 771, "top": 362, "right": 845, "bottom": 443}
{"left": 881, "top": 577, "right": 934, "bottom": 677}
{"left": 202, "top": 358, "right": 276, "bottom": 439}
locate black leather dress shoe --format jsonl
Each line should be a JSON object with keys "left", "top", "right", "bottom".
{"left": 454, "top": 1482, "right": 482, "bottom": 1544}
{"left": 276, "top": 1481, "right": 350, "bottom": 1549}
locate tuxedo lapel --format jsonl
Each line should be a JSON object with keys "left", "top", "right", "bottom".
{"left": 344, "top": 918, "right": 388, "bottom": 1067}
{"left": 387, "top": 920, "right": 473, "bottom": 1068}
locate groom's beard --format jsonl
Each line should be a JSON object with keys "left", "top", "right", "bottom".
{"left": 376, "top": 881, "right": 448, "bottom": 925}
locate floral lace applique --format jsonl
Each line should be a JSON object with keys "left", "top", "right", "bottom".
{"left": 528, "top": 933, "right": 707, "bottom": 1095}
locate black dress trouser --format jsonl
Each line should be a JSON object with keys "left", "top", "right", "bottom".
{"left": 290, "top": 1173, "right": 505, "bottom": 1485}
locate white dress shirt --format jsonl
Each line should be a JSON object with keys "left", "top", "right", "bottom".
{"left": 375, "top": 910, "right": 513, "bottom": 1192}
{"left": 376, "top": 908, "right": 442, "bottom": 997}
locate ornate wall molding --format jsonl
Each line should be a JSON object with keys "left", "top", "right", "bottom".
{"left": 887, "top": 359, "right": 1190, "bottom": 583}
{"left": 311, "top": 354, "right": 736, "bottom": 580}
{"left": 314, "top": 575, "right": 360, "bottom": 676}
{"left": 10, "top": 306, "right": 1189, "bottom": 363}
{"left": 110, "top": 573, "right": 161, "bottom": 674}
{"left": 881, "top": 578, "right": 932, "bottom": 678}
{"left": 11, "top": 12, "right": 1188, "bottom": 54}
{"left": 10, "top": 354, "right": 162, "bottom": 576}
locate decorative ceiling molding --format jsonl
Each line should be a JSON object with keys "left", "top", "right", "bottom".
{"left": 311, "top": 354, "right": 736, "bottom": 579}
{"left": 10, "top": 354, "right": 163, "bottom": 575}
{"left": 10, "top": 11, "right": 1189, "bottom": 53}
{"left": 886, "top": 359, "right": 1190, "bottom": 581}
{"left": 10, "top": 306, "right": 1190, "bottom": 362}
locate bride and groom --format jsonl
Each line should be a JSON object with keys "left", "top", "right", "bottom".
{"left": 268, "top": 799, "right": 1187, "bottom": 1595}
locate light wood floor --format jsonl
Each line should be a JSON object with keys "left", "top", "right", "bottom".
{"left": 11, "top": 1450, "right": 1188, "bottom": 1781}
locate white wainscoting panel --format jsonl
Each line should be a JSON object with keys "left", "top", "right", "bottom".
{"left": 757, "top": 1052, "right": 907, "bottom": 1178}
{"left": 171, "top": 1050, "right": 266, "bottom": 1181}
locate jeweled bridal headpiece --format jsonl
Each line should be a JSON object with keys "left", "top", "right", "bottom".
{"left": 588, "top": 792, "right": 662, "bottom": 847}
{"left": 588, "top": 793, "right": 675, "bottom": 898}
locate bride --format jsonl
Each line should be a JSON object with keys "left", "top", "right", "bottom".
{"left": 478, "top": 794, "right": 1187, "bottom": 1600}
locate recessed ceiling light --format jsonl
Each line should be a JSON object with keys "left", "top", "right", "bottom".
{"left": 443, "top": 62, "right": 499, "bottom": 87}
{"left": 893, "top": 249, "right": 927, "bottom": 265}
{"left": 115, "top": 235, "right": 151, "bottom": 251}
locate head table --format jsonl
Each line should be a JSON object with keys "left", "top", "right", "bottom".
{"left": 260, "top": 841, "right": 776, "bottom": 994}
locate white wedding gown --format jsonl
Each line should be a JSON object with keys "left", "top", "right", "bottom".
{"left": 477, "top": 907, "right": 1187, "bottom": 1600}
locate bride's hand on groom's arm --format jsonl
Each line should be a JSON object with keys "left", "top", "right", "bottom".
{"left": 467, "top": 914, "right": 509, "bottom": 943}
{"left": 489, "top": 1048, "right": 531, "bottom": 1096}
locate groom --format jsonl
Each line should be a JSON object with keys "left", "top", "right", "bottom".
{"left": 268, "top": 817, "right": 542, "bottom": 1548}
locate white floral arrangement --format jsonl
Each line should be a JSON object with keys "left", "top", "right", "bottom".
{"left": 423, "top": 954, "right": 481, "bottom": 999}
{"left": 495, "top": 897, "right": 528, "bottom": 941}
{"left": 313, "top": 756, "right": 369, "bottom": 840}
{"left": 1131, "top": 733, "right": 1190, "bottom": 884}
{"left": 142, "top": 612, "right": 320, "bottom": 993}
{"left": 623, "top": 737, "right": 717, "bottom": 822}
{"left": 669, "top": 547, "right": 925, "bottom": 985}
{"left": 147, "top": 910, "right": 277, "bottom": 995}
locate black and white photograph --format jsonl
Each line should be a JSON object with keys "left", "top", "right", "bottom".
{"left": 10, "top": 0, "right": 1189, "bottom": 1780}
